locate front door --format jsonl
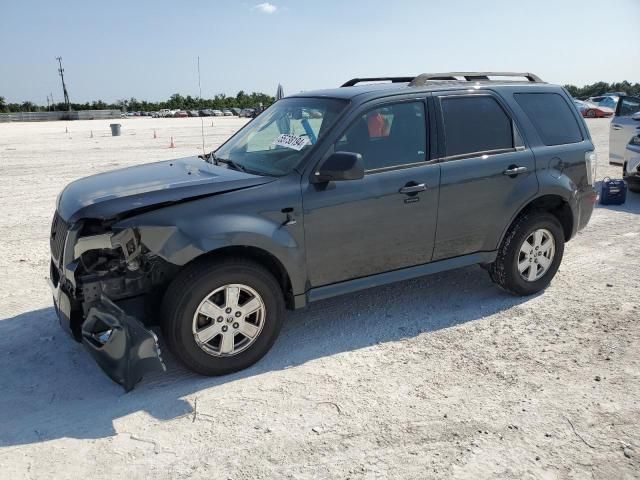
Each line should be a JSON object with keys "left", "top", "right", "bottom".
{"left": 302, "top": 99, "right": 440, "bottom": 287}
{"left": 610, "top": 96, "right": 640, "bottom": 166}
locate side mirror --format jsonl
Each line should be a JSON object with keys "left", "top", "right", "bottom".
{"left": 313, "top": 151, "right": 364, "bottom": 183}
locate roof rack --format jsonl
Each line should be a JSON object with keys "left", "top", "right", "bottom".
{"left": 341, "top": 77, "right": 415, "bottom": 87}
{"left": 408, "top": 72, "right": 543, "bottom": 86}
{"left": 341, "top": 72, "right": 544, "bottom": 88}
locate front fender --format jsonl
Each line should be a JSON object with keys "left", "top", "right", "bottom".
{"left": 113, "top": 189, "right": 307, "bottom": 295}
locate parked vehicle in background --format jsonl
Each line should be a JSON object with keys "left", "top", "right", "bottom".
{"left": 199, "top": 109, "right": 213, "bottom": 117}
{"left": 188, "top": 110, "right": 200, "bottom": 117}
{"left": 159, "top": 109, "right": 172, "bottom": 117}
{"left": 573, "top": 99, "right": 614, "bottom": 118}
{"left": 240, "top": 108, "right": 255, "bottom": 118}
{"left": 49, "top": 71, "right": 597, "bottom": 390}
{"left": 174, "top": 111, "right": 188, "bottom": 118}
{"left": 212, "top": 110, "right": 223, "bottom": 116}
{"left": 223, "top": 110, "right": 234, "bottom": 116}
{"left": 623, "top": 135, "right": 640, "bottom": 193}
{"left": 609, "top": 96, "right": 640, "bottom": 165}
{"left": 231, "top": 108, "right": 242, "bottom": 116}
{"left": 587, "top": 95, "right": 619, "bottom": 110}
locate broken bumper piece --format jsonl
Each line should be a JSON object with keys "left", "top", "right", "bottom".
{"left": 81, "top": 295, "right": 166, "bottom": 392}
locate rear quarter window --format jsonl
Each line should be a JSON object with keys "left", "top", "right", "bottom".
{"left": 514, "top": 93, "right": 583, "bottom": 146}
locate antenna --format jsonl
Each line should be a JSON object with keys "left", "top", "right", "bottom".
{"left": 56, "top": 57, "right": 71, "bottom": 111}
{"left": 197, "top": 56, "right": 205, "bottom": 156}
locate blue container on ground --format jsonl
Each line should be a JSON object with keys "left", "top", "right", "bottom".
{"left": 600, "top": 177, "right": 627, "bottom": 205}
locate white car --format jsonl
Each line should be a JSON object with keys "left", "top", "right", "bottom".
{"left": 588, "top": 95, "right": 619, "bottom": 110}
{"left": 610, "top": 96, "right": 640, "bottom": 166}
{"left": 212, "top": 110, "right": 223, "bottom": 116}
{"left": 158, "top": 109, "right": 172, "bottom": 118}
{"left": 623, "top": 136, "right": 640, "bottom": 193}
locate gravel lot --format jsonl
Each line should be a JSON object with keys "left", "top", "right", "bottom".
{"left": 0, "top": 117, "right": 638, "bottom": 479}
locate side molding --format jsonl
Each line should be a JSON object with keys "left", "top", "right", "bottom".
{"left": 305, "top": 251, "right": 497, "bottom": 305}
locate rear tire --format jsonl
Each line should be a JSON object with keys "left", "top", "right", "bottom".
{"left": 161, "top": 257, "right": 285, "bottom": 376}
{"left": 489, "top": 212, "right": 565, "bottom": 296}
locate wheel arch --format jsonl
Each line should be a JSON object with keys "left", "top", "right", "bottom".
{"left": 186, "top": 245, "right": 296, "bottom": 310}
{"left": 501, "top": 194, "right": 574, "bottom": 246}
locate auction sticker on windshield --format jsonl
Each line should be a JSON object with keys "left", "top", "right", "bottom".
{"left": 272, "top": 134, "right": 309, "bottom": 151}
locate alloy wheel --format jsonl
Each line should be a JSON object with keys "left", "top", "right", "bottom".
{"left": 517, "top": 228, "right": 556, "bottom": 282}
{"left": 192, "top": 284, "right": 266, "bottom": 357}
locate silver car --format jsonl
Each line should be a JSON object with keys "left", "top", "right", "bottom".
{"left": 609, "top": 95, "right": 640, "bottom": 166}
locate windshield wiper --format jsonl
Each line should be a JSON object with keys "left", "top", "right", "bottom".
{"left": 200, "top": 152, "right": 217, "bottom": 164}
{"left": 201, "top": 152, "right": 244, "bottom": 171}
{"left": 214, "top": 156, "right": 247, "bottom": 172}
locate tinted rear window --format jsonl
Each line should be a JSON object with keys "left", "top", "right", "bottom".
{"left": 441, "top": 96, "right": 513, "bottom": 157}
{"left": 514, "top": 93, "right": 583, "bottom": 146}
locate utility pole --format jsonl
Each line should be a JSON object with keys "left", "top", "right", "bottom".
{"left": 56, "top": 57, "right": 71, "bottom": 111}
{"left": 50, "top": 92, "right": 54, "bottom": 111}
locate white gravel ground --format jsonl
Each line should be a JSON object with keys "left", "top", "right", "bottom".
{"left": 0, "top": 117, "right": 638, "bottom": 480}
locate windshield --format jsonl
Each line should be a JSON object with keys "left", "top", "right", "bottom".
{"left": 214, "top": 97, "right": 348, "bottom": 176}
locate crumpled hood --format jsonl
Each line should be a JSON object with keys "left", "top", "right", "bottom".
{"left": 57, "top": 156, "right": 274, "bottom": 223}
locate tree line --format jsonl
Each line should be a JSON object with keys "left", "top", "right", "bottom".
{"left": 563, "top": 81, "right": 639, "bottom": 99}
{"left": 2, "top": 81, "right": 640, "bottom": 113}
{"left": 0, "top": 91, "right": 275, "bottom": 113}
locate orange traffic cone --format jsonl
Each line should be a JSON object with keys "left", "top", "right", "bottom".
{"left": 153, "top": 130, "right": 157, "bottom": 139}
{"left": 169, "top": 136, "right": 176, "bottom": 148}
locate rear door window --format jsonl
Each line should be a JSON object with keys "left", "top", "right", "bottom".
{"left": 514, "top": 93, "right": 583, "bottom": 146}
{"left": 440, "top": 96, "right": 514, "bottom": 158}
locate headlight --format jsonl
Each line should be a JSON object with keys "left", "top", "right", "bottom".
{"left": 585, "top": 150, "right": 597, "bottom": 186}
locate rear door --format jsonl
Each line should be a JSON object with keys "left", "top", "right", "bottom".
{"left": 432, "top": 91, "right": 537, "bottom": 260}
{"left": 610, "top": 96, "right": 640, "bottom": 165}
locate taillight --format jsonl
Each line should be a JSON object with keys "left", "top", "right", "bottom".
{"left": 585, "top": 150, "right": 597, "bottom": 186}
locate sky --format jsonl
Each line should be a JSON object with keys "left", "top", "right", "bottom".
{"left": 2, "top": 0, "right": 639, "bottom": 104}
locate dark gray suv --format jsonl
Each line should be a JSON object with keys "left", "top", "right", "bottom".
{"left": 49, "top": 72, "right": 597, "bottom": 390}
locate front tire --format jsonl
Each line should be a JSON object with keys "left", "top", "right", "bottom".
{"left": 161, "top": 257, "right": 285, "bottom": 376}
{"left": 489, "top": 212, "right": 565, "bottom": 296}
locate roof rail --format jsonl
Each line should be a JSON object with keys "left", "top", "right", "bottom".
{"left": 341, "top": 77, "right": 415, "bottom": 87}
{"left": 409, "top": 72, "right": 543, "bottom": 86}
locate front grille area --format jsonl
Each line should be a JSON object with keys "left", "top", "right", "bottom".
{"left": 50, "top": 211, "right": 69, "bottom": 262}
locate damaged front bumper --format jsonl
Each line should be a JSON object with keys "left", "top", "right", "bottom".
{"left": 49, "top": 221, "right": 166, "bottom": 392}
{"left": 81, "top": 295, "right": 166, "bottom": 392}
{"left": 49, "top": 282, "right": 166, "bottom": 391}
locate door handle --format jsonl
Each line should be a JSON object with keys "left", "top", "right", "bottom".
{"left": 611, "top": 125, "right": 623, "bottom": 130}
{"left": 399, "top": 183, "right": 426, "bottom": 194}
{"left": 503, "top": 166, "right": 528, "bottom": 176}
